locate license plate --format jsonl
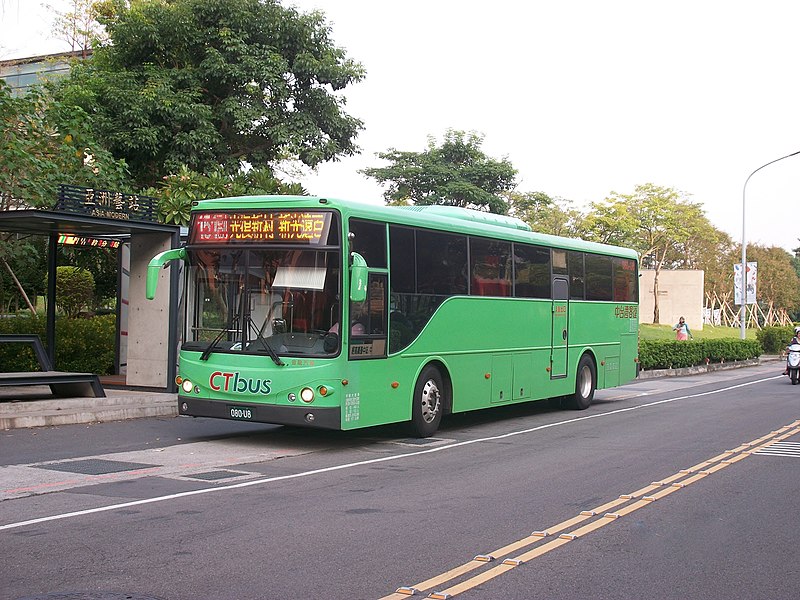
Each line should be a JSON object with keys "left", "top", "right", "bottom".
{"left": 228, "top": 406, "right": 254, "bottom": 420}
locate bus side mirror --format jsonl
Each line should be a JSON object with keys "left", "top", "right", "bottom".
{"left": 349, "top": 252, "right": 368, "bottom": 303}
{"left": 146, "top": 247, "right": 187, "bottom": 300}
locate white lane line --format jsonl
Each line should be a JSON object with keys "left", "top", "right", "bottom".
{"left": 0, "top": 375, "right": 783, "bottom": 532}
{"left": 753, "top": 441, "right": 800, "bottom": 457}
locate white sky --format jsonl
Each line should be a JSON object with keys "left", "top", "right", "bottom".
{"left": 3, "top": 0, "right": 800, "bottom": 253}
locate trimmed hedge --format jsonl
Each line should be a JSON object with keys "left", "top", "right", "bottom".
{"left": 756, "top": 325, "right": 796, "bottom": 354}
{"left": 639, "top": 339, "right": 762, "bottom": 370}
{"left": 0, "top": 315, "right": 116, "bottom": 374}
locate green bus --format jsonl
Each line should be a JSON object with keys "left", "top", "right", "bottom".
{"left": 147, "top": 195, "right": 639, "bottom": 437}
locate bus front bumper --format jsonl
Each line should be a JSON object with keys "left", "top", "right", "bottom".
{"left": 177, "top": 396, "right": 341, "bottom": 430}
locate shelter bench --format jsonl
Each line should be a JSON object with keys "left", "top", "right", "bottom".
{"left": 0, "top": 334, "right": 105, "bottom": 398}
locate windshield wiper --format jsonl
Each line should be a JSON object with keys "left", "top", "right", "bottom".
{"left": 249, "top": 336, "right": 285, "bottom": 366}
{"left": 200, "top": 327, "right": 229, "bottom": 361}
{"left": 244, "top": 314, "right": 285, "bottom": 367}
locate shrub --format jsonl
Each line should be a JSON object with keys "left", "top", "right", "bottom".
{"left": 46, "top": 266, "right": 95, "bottom": 317}
{"left": 639, "top": 339, "right": 762, "bottom": 370}
{"left": 0, "top": 314, "right": 115, "bottom": 374}
{"left": 756, "top": 325, "right": 796, "bottom": 354}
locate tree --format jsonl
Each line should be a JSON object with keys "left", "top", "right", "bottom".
{"left": 0, "top": 81, "right": 129, "bottom": 313}
{"left": 362, "top": 130, "right": 517, "bottom": 214}
{"left": 582, "top": 184, "right": 718, "bottom": 324}
{"left": 52, "top": 0, "right": 365, "bottom": 188}
{"left": 0, "top": 81, "right": 129, "bottom": 210}
{"left": 48, "top": 0, "right": 108, "bottom": 57}
{"left": 745, "top": 244, "right": 800, "bottom": 316}
{"left": 506, "top": 191, "right": 584, "bottom": 237}
{"left": 145, "top": 165, "right": 307, "bottom": 226}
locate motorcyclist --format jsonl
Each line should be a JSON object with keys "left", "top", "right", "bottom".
{"left": 784, "top": 326, "right": 800, "bottom": 375}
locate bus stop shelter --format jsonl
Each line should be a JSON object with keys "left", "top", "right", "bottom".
{"left": 0, "top": 186, "right": 181, "bottom": 390}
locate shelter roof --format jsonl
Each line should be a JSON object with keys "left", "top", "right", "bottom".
{"left": 0, "top": 209, "right": 178, "bottom": 237}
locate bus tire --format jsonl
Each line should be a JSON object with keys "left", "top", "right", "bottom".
{"left": 410, "top": 365, "right": 445, "bottom": 437}
{"left": 567, "top": 354, "right": 596, "bottom": 410}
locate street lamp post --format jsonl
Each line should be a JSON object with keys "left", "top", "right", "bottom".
{"left": 740, "top": 149, "right": 800, "bottom": 339}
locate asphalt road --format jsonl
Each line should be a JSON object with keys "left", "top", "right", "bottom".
{"left": 1, "top": 362, "right": 798, "bottom": 600}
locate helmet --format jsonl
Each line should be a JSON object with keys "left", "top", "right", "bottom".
{"left": 794, "top": 326, "right": 800, "bottom": 335}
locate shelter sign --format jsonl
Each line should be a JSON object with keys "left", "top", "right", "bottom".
{"left": 56, "top": 184, "right": 160, "bottom": 223}
{"left": 733, "top": 262, "right": 757, "bottom": 305}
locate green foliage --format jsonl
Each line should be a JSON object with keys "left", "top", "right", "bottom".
{"left": 50, "top": 266, "right": 95, "bottom": 317}
{"left": 756, "top": 325, "right": 796, "bottom": 354}
{"left": 745, "top": 245, "right": 800, "bottom": 314}
{"left": 362, "top": 130, "right": 517, "bottom": 214}
{"left": 638, "top": 339, "right": 762, "bottom": 370}
{"left": 53, "top": 0, "right": 365, "bottom": 188}
{"left": 0, "top": 236, "right": 45, "bottom": 313}
{"left": 145, "top": 165, "right": 308, "bottom": 226}
{"left": 0, "top": 81, "right": 130, "bottom": 210}
{"left": 0, "top": 314, "right": 116, "bottom": 374}
{"left": 506, "top": 191, "right": 583, "bottom": 236}
{"left": 57, "top": 245, "right": 118, "bottom": 307}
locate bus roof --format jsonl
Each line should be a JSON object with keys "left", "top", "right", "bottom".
{"left": 191, "top": 195, "right": 639, "bottom": 260}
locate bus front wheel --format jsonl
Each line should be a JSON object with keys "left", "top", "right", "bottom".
{"left": 410, "top": 365, "right": 445, "bottom": 437}
{"left": 566, "top": 355, "right": 596, "bottom": 410}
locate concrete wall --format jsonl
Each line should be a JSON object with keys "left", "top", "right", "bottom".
{"left": 639, "top": 269, "right": 704, "bottom": 330}
{"left": 127, "top": 233, "right": 174, "bottom": 387}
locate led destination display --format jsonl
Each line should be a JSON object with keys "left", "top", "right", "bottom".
{"left": 190, "top": 211, "right": 332, "bottom": 245}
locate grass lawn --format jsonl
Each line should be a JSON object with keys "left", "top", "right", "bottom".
{"left": 639, "top": 323, "right": 757, "bottom": 341}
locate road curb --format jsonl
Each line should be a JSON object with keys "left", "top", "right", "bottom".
{"left": 638, "top": 355, "right": 780, "bottom": 380}
{"left": 0, "top": 392, "right": 177, "bottom": 430}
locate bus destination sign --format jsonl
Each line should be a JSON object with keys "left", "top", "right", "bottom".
{"left": 191, "top": 211, "right": 331, "bottom": 245}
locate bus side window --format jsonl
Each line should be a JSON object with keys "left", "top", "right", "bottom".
{"left": 585, "top": 254, "right": 613, "bottom": 301}
{"left": 349, "top": 273, "right": 388, "bottom": 359}
{"left": 513, "top": 244, "right": 551, "bottom": 299}
{"left": 568, "top": 251, "right": 585, "bottom": 300}
{"left": 349, "top": 219, "right": 387, "bottom": 268}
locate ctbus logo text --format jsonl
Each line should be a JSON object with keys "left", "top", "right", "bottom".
{"left": 209, "top": 371, "right": 272, "bottom": 395}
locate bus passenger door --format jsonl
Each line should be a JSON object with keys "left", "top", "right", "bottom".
{"left": 550, "top": 277, "right": 569, "bottom": 379}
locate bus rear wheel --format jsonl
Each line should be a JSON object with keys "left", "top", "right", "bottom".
{"left": 566, "top": 354, "right": 596, "bottom": 410}
{"left": 410, "top": 365, "right": 445, "bottom": 437}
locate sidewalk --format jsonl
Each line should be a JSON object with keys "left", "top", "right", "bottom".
{"left": 0, "top": 356, "right": 783, "bottom": 430}
{"left": 0, "top": 385, "right": 177, "bottom": 429}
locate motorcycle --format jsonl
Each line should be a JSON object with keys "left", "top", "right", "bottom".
{"left": 787, "top": 342, "right": 800, "bottom": 385}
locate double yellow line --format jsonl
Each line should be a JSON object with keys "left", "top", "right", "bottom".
{"left": 381, "top": 420, "right": 800, "bottom": 600}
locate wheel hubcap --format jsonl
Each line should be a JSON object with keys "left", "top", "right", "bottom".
{"left": 420, "top": 379, "right": 441, "bottom": 424}
{"left": 578, "top": 365, "right": 592, "bottom": 398}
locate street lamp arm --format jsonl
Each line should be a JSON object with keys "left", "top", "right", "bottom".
{"left": 740, "top": 149, "right": 800, "bottom": 339}
{"left": 743, "top": 149, "right": 800, "bottom": 192}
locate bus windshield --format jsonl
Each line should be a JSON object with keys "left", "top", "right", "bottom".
{"left": 184, "top": 248, "right": 341, "bottom": 359}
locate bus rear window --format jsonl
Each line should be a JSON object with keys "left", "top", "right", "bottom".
{"left": 613, "top": 257, "right": 638, "bottom": 302}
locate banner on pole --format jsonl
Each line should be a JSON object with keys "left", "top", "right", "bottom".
{"left": 734, "top": 262, "right": 757, "bottom": 305}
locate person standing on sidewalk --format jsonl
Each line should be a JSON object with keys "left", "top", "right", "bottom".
{"left": 673, "top": 317, "right": 693, "bottom": 341}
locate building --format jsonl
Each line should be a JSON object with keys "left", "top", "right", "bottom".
{"left": 639, "top": 269, "right": 704, "bottom": 330}
{"left": 0, "top": 50, "right": 90, "bottom": 95}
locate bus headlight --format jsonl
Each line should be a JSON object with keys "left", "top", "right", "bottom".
{"left": 181, "top": 379, "right": 194, "bottom": 394}
{"left": 300, "top": 387, "right": 315, "bottom": 403}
